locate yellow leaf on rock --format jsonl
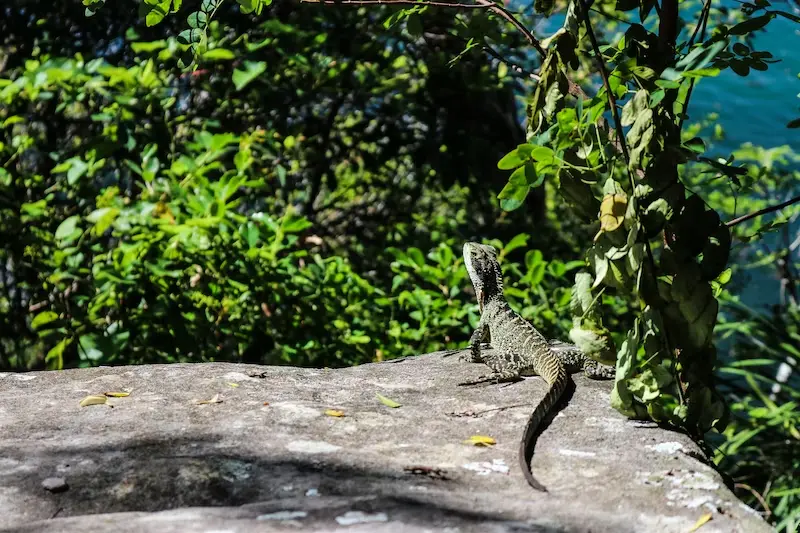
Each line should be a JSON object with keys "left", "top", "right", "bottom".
{"left": 463, "top": 435, "right": 496, "bottom": 447}
{"left": 376, "top": 393, "right": 402, "bottom": 408}
{"left": 227, "top": 382, "right": 239, "bottom": 388}
{"left": 688, "top": 512, "right": 713, "bottom": 532}
{"left": 325, "top": 409, "right": 345, "bottom": 417}
{"left": 103, "top": 391, "right": 131, "bottom": 397}
{"left": 79, "top": 395, "right": 109, "bottom": 407}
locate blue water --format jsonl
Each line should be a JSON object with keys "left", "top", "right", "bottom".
{"left": 691, "top": 10, "right": 800, "bottom": 156}
{"left": 691, "top": 11, "right": 800, "bottom": 309}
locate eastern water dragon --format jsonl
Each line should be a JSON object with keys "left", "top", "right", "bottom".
{"left": 457, "top": 241, "right": 615, "bottom": 491}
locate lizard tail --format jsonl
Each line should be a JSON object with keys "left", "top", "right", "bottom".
{"left": 518, "top": 366, "right": 569, "bottom": 492}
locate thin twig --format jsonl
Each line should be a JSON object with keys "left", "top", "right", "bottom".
{"left": 725, "top": 194, "right": 800, "bottom": 227}
{"left": 574, "top": 0, "right": 629, "bottom": 161}
{"left": 678, "top": 0, "right": 712, "bottom": 130}
{"left": 479, "top": 41, "right": 540, "bottom": 81}
{"left": 300, "top": 0, "right": 546, "bottom": 57}
{"left": 734, "top": 483, "right": 772, "bottom": 518}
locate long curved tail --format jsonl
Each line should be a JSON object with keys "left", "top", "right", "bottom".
{"left": 518, "top": 364, "right": 569, "bottom": 492}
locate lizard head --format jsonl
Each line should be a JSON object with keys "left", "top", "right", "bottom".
{"left": 463, "top": 242, "right": 504, "bottom": 311}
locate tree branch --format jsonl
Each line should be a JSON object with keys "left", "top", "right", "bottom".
{"left": 574, "top": 0, "right": 629, "bottom": 163}
{"left": 726, "top": 194, "right": 800, "bottom": 228}
{"left": 300, "top": 0, "right": 546, "bottom": 57}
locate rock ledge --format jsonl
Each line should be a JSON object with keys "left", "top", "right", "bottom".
{"left": 0, "top": 353, "right": 771, "bottom": 533}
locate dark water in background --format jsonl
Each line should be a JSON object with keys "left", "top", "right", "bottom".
{"left": 691, "top": 9, "right": 800, "bottom": 158}
{"left": 690, "top": 12, "right": 800, "bottom": 309}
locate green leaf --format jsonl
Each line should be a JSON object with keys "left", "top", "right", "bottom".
{"left": 233, "top": 61, "right": 267, "bottom": 90}
{"left": 32, "top": 311, "right": 59, "bottom": 330}
{"left": 203, "top": 48, "right": 235, "bottom": 60}
{"left": 67, "top": 158, "right": 89, "bottom": 185}
{"left": 144, "top": 0, "right": 171, "bottom": 26}
{"left": 570, "top": 272, "right": 593, "bottom": 315}
{"left": 728, "top": 14, "right": 773, "bottom": 36}
{"left": 87, "top": 207, "right": 120, "bottom": 236}
{"left": 497, "top": 148, "right": 526, "bottom": 170}
{"left": 78, "top": 335, "right": 104, "bottom": 361}
{"left": 45, "top": 337, "right": 70, "bottom": 369}
{"left": 503, "top": 234, "right": 529, "bottom": 255}
{"left": 177, "top": 29, "right": 202, "bottom": 45}
{"left": 407, "top": 247, "right": 425, "bottom": 267}
{"left": 55, "top": 216, "right": 82, "bottom": 245}
{"left": 376, "top": 393, "right": 402, "bottom": 408}
{"left": 187, "top": 10, "right": 208, "bottom": 29}
{"left": 621, "top": 90, "right": 648, "bottom": 127}
{"left": 497, "top": 164, "right": 530, "bottom": 211}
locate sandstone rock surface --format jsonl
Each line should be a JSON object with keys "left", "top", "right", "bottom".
{"left": 0, "top": 352, "right": 772, "bottom": 532}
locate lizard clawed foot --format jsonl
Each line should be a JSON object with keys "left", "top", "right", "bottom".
{"left": 458, "top": 352, "right": 481, "bottom": 363}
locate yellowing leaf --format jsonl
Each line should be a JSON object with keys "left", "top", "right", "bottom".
{"left": 227, "top": 382, "right": 239, "bottom": 388}
{"left": 103, "top": 391, "right": 131, "bottom": 397}
{"left": 688, "top": 512, "right": 713, "bottom": 532}
{"left": 376, "top": 393, "right": 402, "bottom": 408}
{"left": 463, "top": 435, "right": 497, "bottom": 446}
{"left": 195, "top": 394, "right": 222, "bottom": 405}
{"left": 594, "top": 193, "right": 628, "bottom": 241}
{"left": 325, "top": 409, "right": 345, "bottom": 417}
{"left": 79, "top": 395, "right": 108, "bottom": 407}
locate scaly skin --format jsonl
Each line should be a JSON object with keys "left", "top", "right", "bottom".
{"left": 460, "top": 242, "right": 614, "bottom": 492}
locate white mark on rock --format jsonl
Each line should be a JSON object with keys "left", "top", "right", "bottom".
{"left": 583, "top": 416, "right": 625, "bottom": 432}
{"left": 670, "top": 471, "right": 719, "bottom": 491}
{"left": 558, "top": 449, "right": 597, "bottom": 458}
{"left": 738, "top": 502, "right": 761, "bottom": 516}
{"left": 646, "top": 441, "right": 684, "bottom": 454}
{"left": 666, "top": 489, "right": 720, "bottom": 510}
{"left": 257, "top": 511, "right": 308, "bottom": 521}
{"left": 306, "top": 488, "right": 319, "bottom": 497}
{"left": 0, "top": 458, "right": 33, "bottom": 476}
{"left": 285, "top": 440, "right": 341, "bottom": 454}
{"left": 272, "top": 402, "right": 324, "bottom": 420}
{"left": 630, "top": 420, "right": 659, "bottom": 428}
{"left": 221, "top": 371, "right": 257, "bottom": 383}
{"left": 462, "top": 459, "right": 509, "bottom": 476}
{"left": 335, "top": 511, "right": 389, "bottom": 525}
{"left": 9, "top": 374, "right": 37, "bottom": 381}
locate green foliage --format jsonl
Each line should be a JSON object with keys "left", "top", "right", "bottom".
{"left": 715, "top": 301, "right": 800, "bottom": 532}
{"left": 0, "top": 5, "right": 571, "bottom": 371}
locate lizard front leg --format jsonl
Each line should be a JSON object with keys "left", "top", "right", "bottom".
{"left": 460, "top": 317, "right": 489, "bottom": 363}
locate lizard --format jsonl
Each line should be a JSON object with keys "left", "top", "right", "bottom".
{"left": 458, "top": 241, "right": 615, "bottom": 492}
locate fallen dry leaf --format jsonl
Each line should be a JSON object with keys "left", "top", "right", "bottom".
{"left": 195, "top": 394, "right": 222, "bottom": 405}
{"left": 463, "top": 435, "right": 496, "bottom": 447}
{"left": 688, "top": 512, "right": 713, "bottom": 532}
{"left": 376, "top": 393, "right": 401, "bottom": 408}
{"left": 103, "top": 391, "right": 131, "bottom": 398}
{"left": 263, "top": 401, "right": 270, "bottom": 406}
{"left": 79, "top": 395, "right": 109, "bottom": 407}
{"left": 325, "top": 409, "right": 345, "bottom": 417}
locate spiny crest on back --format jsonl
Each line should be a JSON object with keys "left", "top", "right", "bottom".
{"left": 463, "top": 242, "right": 504, "bottom": 309}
